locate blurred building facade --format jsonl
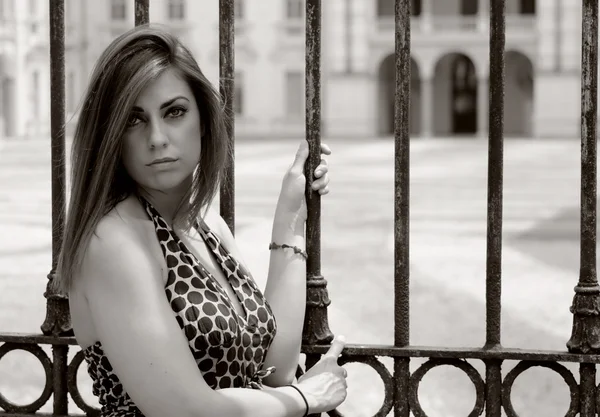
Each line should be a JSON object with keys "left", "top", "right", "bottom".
{"left": 0, "top": 0, "right": 582, "bottom": 139}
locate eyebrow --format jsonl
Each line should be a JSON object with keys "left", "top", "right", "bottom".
{"left": 131, "top": 96, "right": 190, "bottom": 112}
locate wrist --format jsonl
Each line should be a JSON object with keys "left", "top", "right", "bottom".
{"left": 285, "top": 384, "right": 312, "bottom": 416}
{"left": 273, "top": 211, "right": 305, "bottom": 238}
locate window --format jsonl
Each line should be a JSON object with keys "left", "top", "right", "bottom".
{"left": 285, "top": 71, "right": 304, "bottom": 118}
{"left": 111, "top": 0, "right": 126, "bottom": 20}
{"left": 31, "top": 71, "right": 39, "bottom": 120}
{"left": 29, "top": 0, "right": 38, "bottom": 32}
{"left": 234, "top": 0, "right": 244, "bottom": 20}
{"left": 376, "top": 0, "right": 393, "bottom": 17}
{"left": 461, "top": 0, "right": 478, "bottom": 16}
{"left": 233, "top": 72, "right": 243, "bottom": 115}
{"left": 412, "top": 0, "right": 421, "bottom": 16}
{"left": 520, "top": 0, "right": 535, "bottom": 14}
{"left": 286, "top": 0, "right": 303, "bottom": 19}
{"left": 168, "top": 0, "right": 185, "bottom": 20}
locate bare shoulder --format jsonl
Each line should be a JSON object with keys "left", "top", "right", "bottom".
{"left": 80, "top": 209, "right": 151, "bottom": 284}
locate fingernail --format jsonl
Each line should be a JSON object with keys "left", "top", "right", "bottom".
{"left": 315, "top": 170, "right": 322, "bottom": 176}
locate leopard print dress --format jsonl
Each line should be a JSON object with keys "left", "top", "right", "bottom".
{"left": 82, "top": 197, "right": 278, "bottom": 416}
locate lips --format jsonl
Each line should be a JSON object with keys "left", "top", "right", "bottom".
{"left": 148, "top": 157, "right": 178, "bottom": 166}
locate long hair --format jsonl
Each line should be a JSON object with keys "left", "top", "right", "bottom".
{"left": 54, "top": 24, "right": 231, "bottom": 293}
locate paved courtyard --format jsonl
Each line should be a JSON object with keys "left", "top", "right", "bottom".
{"left": 0, "top": 135, "right": 591, "bottom": 416}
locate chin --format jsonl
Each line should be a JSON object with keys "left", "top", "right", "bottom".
{"left": 142, "top": 173, "right": 193, "bottom": 194}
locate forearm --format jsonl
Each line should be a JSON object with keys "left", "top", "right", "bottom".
{"left": 213, "top": 385, "right": 307, "bottom": 417}
{"left": 262, "top": 209, "right": 307, "bottom": 386}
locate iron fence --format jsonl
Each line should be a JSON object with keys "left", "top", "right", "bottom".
{"left": 1, "top": 0, "right": 599, "bottom": 416}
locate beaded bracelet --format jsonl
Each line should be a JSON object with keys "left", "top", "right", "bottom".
{"left": 286, "top": 384, "right": 309, "bottom": 417}
{"left": 269, "top": 242, "right": 308, "bottom": 260}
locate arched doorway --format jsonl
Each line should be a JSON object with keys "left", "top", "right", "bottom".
{"left": 433, "top": 53, "right": 478, "bottom": 135}
{"left": 461, "top": 0, "right": 478, "bottom": 15}
{"left": 505, "top": 50, "right": 534, "bottom": 136}
{"left": 520, "top": 0, "right": 535, "bottom": 14}
{"left": 377, "top": 54, "right": 421, "bottom": 137}
{"left": 451, "top": 55, "right": 477, "bottom": 134}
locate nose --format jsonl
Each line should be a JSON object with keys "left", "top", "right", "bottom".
{"left": 148, "top": 119, "right": 168, "bottom": 149}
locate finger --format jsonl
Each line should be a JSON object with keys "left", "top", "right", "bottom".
{"left": 319, "top": 187, "right": 329, "bottom": 195}
{"left": 290, "top": 139, "right": 310, "bottom": 173}
{"left": 324, "top": 335, "right": 346, "bottom": 359}
{"left": 314, "top": 164, "right": 329, "bottom": 178}
{"left": 312, "top": 176, "right": 330, "bottom": 190}
{"left": 320, "top": 143, "right": 332, "bottom": 155}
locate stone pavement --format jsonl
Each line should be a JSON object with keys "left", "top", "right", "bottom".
{"left": 0, "top": 136, "right": 590, "bottom": 416}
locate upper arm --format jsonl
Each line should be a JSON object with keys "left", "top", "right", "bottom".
{"left": 79, "top": 218, "right": 226, "bottom": 417}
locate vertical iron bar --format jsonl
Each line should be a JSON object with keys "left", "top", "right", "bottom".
{"left": 302, "top": 0, "right": 334, "bottom": 348}
{"left": 579, "top": 363, "right": 596, "bottom": 416}
{"left": 484, "top": 0, "right": 505, "bottom": 415}
{"left": 567, "top": 0, "right": 600, "bottom": 354}
{"left": 394, "top": 0, "right": 410, "bottom": 415}
{"left": 485, "top": 0, "right": 504, "bottom": 351}
{"left": 304, "top": 0, "right": 335, "bottom": 415}
{"left": 219, "top": 0, "right": 235, "bottom": 234}
{"left": 41, "top": 0, "right": 72, "bottom": 337}
{"left": 52, "top": 345, "right": 69, "bottom": 415}
{"left": 134, "top": 0, "right": 149, "bottom": 26}
{"left": 47, "top": 0, "right": 70, "bottom": 412}
{"left": 485, "top": 0, "right": 506, "bottom": 417}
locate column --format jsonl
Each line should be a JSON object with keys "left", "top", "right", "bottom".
{"left": 478, "top": 0, "right": 488, "bottom": 32}
{"left": 14, "top": 0, "right": 27, "bottom": 138}
{"left": 420, "top": 75, "right": 433, "bottom": 137}
{"left": 0, "top": 76, "right": 4, "bottom": 138}
{"left": 477, "top": 75, "right": 488, "bottom": 138}
{"left": 421, "top": 0, "right": 432, "bottom": 32}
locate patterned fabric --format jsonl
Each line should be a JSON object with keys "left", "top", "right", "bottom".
{"left": 82, "top": 197, "right": 278, "bottom": 416}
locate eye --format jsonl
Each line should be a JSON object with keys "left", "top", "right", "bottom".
{"left": 126, "top": 113, "right": 143, "bottom": 127}
{"left": 168, "top": 106, "right": 188, "bottom": 118}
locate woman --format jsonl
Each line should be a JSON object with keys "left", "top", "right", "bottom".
{"left": 55, "top": 24, "right": 347, "bottom": 417}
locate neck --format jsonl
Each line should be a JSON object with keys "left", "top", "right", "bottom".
{"left": 137, "top": 180, "right": 192, "bottom": 227}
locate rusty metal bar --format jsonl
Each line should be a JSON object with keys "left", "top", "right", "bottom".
{"left": 13, "top": 330, "right": 600, "bottom": 363}
{"left": 302, "top": 0, "right": 334, "bottom": 351}
{"left": 485, "top": 0, "right": 504, "bottom": 351}
{"left": 579, "top": 363, "right": 595, "bottom": 416}
{"left": 52, "top": 345, "right": 69, "bottom": 415}
{"left": 41, "top": 0, "right": 71, "bottom": 338}
{"left": 219, "top": 0, "right": 235, "bottom": 234}
{"left": 134, "top": 0, "right": 149, "bottom": 26}
{"left": 567, "top": 0, "right": 600, "bottom": 354}
{"left": 393, "top": 0, "right": 411, "bottom": 414}
{"left": 484, "top": 0, "right": 505, "bottom": 415}
{"left": 302, "top": 0, "right": 336, "bottom": 414}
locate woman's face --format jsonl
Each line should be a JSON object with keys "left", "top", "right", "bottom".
{"left": 121, "top": 67, "right": 202, "bottom": 196}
